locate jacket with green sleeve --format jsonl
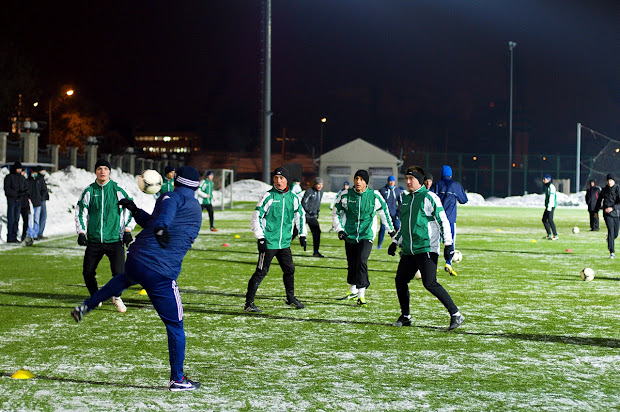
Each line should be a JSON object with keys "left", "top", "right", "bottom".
{"left": 197, "top": 179, "right": 214, "bottom": 205}
{"left": 75, "top": 179, "right": 135, "bottom": 243}
{"left": 251, "top": 186, "right": 307, "bottom": 249}
{"left": 332, "top": 187, "right": 393, "bottom": 243}
{"left": 394, "top": 186, "right": 453, "bottom": 255}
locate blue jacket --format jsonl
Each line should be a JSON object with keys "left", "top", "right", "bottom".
{"left": 378, "top": 184, "right": 402, "bottom": 217}
{"left": 128, "top": 186, "right": 202, "bottom": 280}
{"left": 433, "top": 178, "right": 468, "bottom": 223}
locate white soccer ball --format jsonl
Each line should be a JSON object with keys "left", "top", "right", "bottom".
{"left": 452, "top": 250, "right": 463, "bottom": 263}
{"left": 572, "top": 226, "right": 580, "bottom": 234}
{"left": 580, "top": 268, "right": 595, "bottom": 282}
{"left": 137, "top": 169, "right": 163, "bottom": 194}
{"left": 414, "top": 270, "right": 422, "bottom": 280}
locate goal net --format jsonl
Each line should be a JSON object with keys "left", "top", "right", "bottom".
{"left": 579, "top": 124, "right": 620, "bottom": 190}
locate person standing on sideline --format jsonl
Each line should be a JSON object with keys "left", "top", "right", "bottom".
{"left": 423, "top": 173, "right": 434, "bottom": 190}
{"left": 244, "top": 167, "right": 307, "bottom": 313}
{"left": 157, "top": 165, "right": 175, "bottom": 199}
{"left": 332, "top": 170, "right": 394, "bottom": 306}
{"left": 585, "top": 179, "right": 601, "bottom": 231}
{"left": 24, "top": 168, "right": 45, "bottom": 246}
{"left": 329, "top": 181, "right": 349, "bottom": 210}
{"left": 434, "top": 165, "right": 468, "bottom": 275}
{"left": 197, "top": 171, "right": 216, "bottom": 231}
{"left": 3, "top": 162, "right": 28, "bottom": 243}
{"left": 596, "top": 174, "right": 620, "bottom": 258}
{"left": 377, "top": 175, "right": 402, "bottom": 249}
{"left": 302, "top": 177, "right": 324, "bottom": 257}
{"left": 75, "top": 159, "right": 135, "bottom": 313}
{"left": 388, "top": 165, "right": 464, "bottom": 330}
{"left": 71, "top": 166, "right": 203, "bottom": 391}
{"left": 19, "top": 169, "right": 31, "bottom": 243}
{"left": 542, "top": 174, "right": 558, "bottom": 240}
{"left": 36, "top": 167, "right": 49, "bottom": 240}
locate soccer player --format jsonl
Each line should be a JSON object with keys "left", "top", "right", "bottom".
{"left": 197, "top": 171, "right": 217, "bottom": 231}
{"left": 542, "top": 174, "right": 558, "bottom": 240}
{"left": 329, "top": 181, "right": 350, "bottom": 210}
{"left": 585, "top": 179, "right": 601, "bottom": 231}
{"left": 377, "top": 175, "right": 402, "bottom": 249}
{"left": 388, "top": 165, "right": 465, "bottom": 330}
{"left": 244, "top": 167, "right": 307, "bottom": 313}
{"left": 423, "top": 173, "right": 434, "bottom": 190}
{"left": 75, "top": 159, "right": 135, "bottom": 312}
{"left": 156, "top": 165, "right": 175, "bottom": 198}
{"left": 433, "top": 165, "right": 468, "bottom": 275}
{"left": 302, "top": 177, "right": 324, "bottom": 257}
{"left": 332, "top": 169, "right": 394, "bottom": 306}
{"left": 596, "top": 174, "right": 620, "bottom": 258}
{"left": 71, "top": 166, "right": 203, "bottom": 391}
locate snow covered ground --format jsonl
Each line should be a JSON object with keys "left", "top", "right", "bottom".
{"left": 0, "top": 166, "right": 588, "bottom": 243}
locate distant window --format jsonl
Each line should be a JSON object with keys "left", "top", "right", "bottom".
{"left": 369, "top": 167, "right": 392, "bottom": 176}
{"left": 327, "top": 166, "right": 351, "bottom": 175}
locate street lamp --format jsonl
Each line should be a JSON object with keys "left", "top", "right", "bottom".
{"left": 507, "top": 41, "right": 516, "bottom": 197}
{"left": 319, "top": 117, "right": 327, "bottom": 156}
{"left": 48, "top": 88, "right": 75, "bottom": 145}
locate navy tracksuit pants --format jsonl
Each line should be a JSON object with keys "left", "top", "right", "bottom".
{"left": 83, "top": 256, "right": 186, "bottom": 381}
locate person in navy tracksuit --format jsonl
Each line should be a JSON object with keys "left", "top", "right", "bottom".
{"left": 432, "top": 165, "right": 468, "bottom": 276}
{"left": 71, "top": 166, "right": 203, "bottom": 392}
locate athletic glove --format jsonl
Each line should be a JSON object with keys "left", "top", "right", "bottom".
{"left": 257, "top": 238, "right": 267, "bottom": 254}
{"left": 444, "top": 244, "right": 455, "bottom": 262}
{"left": 299, "top": 236, "right": 307, "bottom": 251}
{"left": 118, "top": 198, "right": 139, "bottom": 215}
{"left": 338, "top": 231, "right": 346, "bottom": 241}
{"left": 77, "top": 233, "right": 87, "bottom": 246}
{"left": 387, "top": 242, "right": 397, "bottom": 256}
{"left": 388, "top": 230, "right": 397, "bottom": 238}
{"left": 154, "top": 226, "right": 170, "bottom": 248}
{"left": 123, "top": 231, "right": 133, "bottom": 247}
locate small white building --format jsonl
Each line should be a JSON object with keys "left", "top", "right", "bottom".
{"left": 319, "top": 138, "right": 402, "bottom": 191}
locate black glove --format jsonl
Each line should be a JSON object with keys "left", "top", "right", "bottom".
{"left": 257, "top": 238, "right": 267, "bottom": 254}
{"left": 123, "top": 231, "right": 133, "bottom": 247}
{"left": 444, "top": 244, "right": 455, "bottom": 262}
{"left": 154, "top": 226, "right": 170, "bottom": 248}
{"left": 388, "top": 230, "right": 397, "bottom": 238}
{"left": 338, "top": 231, "right": 346, "bottom": 241}
{"left": 77, "top": 233, "right": 87, "bottom": 246}
{"left": 118, "top": 198, "right": 139, "bottom": 215}
{"left": 299, "top": 236, "right": 307, "bottom": 251}
{"left": 387, "top": 242, "right": 397, "bottom": 256}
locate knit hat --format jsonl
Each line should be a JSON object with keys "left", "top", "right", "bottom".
{"left": 314, "top": 177, "right": 323, "bottom": 185}
{"left": 13, "top": 161, "right": 23, "bottom": 170}
{"left": 164, "top": 165, "right": 175, "bottom": 175}
{"left": 607, "top": 174, "right": 615, "bottom": 181}
{"left": 95, "top": 159, "right": 111, "bottom": 171}
{"left": 343, "top": 181, "right": 349, "bottom": 186}
{"left": 543, "top": 174, "right": 552, "bottom": 181}
{"left": 174, "top": 166, "right": 200, "bottom": 190}
{"left": 354, "top": 170, "right": 370, "bottom": 184}
{"left": 387, "top": 175, "right": 396, "bottom": 182}
{"left": 424, "top": 173, "right": 433, "bottom": 181}
{"left": 206, "top": 170, "right": 214, "bottom": 177}
{"left": 273, "top": 167, "right": 289, "bottom": 182}
{"left": 442, "top": 165, "right": 452, "bottom": 177}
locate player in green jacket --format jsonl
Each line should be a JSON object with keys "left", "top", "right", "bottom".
{"left": 244, "top": 167, "right": 307, "bottom": 313}
{"left": 156, "top": 165, "right": 175, "bottom": 199}
{"left": 387, "top": 165, "right": 464, "bottom": 330}
{"left": 542, "top": 174, "right": 558, "bottom": 240}
{"left": 332, "top": 170, "right": 394, "bottom": 306}
{"left": 197, "top": 171, "right": 216, "bottom": 231}
{"left": 75, "top": 159, "right": 135, "bottom": 312}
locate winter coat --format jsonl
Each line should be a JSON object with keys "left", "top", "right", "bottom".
{"left": 156, "top": 178, "right": 175, "bottom": 198}
{"left": 251, "top": 186, "right": 307, "bottom": 250}
{"left": 585, "top": 185, "right": 601, "bottom": 212}
{"left": 37, "top": 173, "right": 49, "bottom": 201}
{"left": 302, "top": 187, "right": 323, "bottom": 218}
{"left": 197, "top": 179, "right": 214, "bottom": 205}
{"left": 332, "top": 188, "right": 393, "bottom": 243}
{"left": 27, "top": 174, "right": 45, "bottom": 207}
{"left": 75, "top": 179, "right": 136, "bottom": 243}
{"left": 433, "top": 177, "right": 468, "bottom": 223}
{"left": 378, "top": 183, "right": 403, "bottom": 217}
{"left": 3, "top": 166, "right": 28, "bottom": 201}
{"left": 395, "top": 186, "right": 453, "bottom": 256}
{"left": 544, "top": 182, "right": 557, "bottom": 211}
{"left": 597, "top": 185, "right": 620, "bottom": 218}
{"left": 128, "top": 186, "right": 202, "bottom": 280}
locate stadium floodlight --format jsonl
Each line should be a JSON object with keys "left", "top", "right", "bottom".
{"left": 507, "top": 41, "right": 516, "bottom": 197}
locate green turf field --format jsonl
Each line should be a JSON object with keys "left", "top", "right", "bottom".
{"left": 1, "top": 204, "right": 618, "bottom": 411}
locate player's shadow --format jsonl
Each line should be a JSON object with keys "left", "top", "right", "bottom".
{"left": 1, "top": 372, "right": 164, "bottom": 390}
{"left": 453, "top": 330, "right": 619, "bottom": 349}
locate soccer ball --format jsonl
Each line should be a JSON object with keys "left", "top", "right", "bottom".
{"left": 580, "top": 268, "right": 595, "bottom": 281}
{"left": 452, "top": 250, "right": 463, "bottom": 263}
{"left": 137, "top": 169, "right": 163, "bottom": 194}
{"left": 414, "top": 270, "right": 422, "bottom": 280}
{"left": 572, "top": 226, "right": 580, "bottom": 234}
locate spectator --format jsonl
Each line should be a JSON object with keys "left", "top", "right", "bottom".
{"left": 36, "top": 167, "right": 50, "bottom": 240}
{"left": 24, "top": 168, "right": 45, "bottom": 246}
{"left": 3, "top": 162, "right": 28, "bottom": 243}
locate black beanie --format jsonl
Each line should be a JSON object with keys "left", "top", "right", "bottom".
{"left": 607, "top": 174, "right": 615, "bottom": 181}
{"left": 273, "top": 167, "right": 290, "bottom": 181}
{"left": 175, "top": 166, "right": 200, "bottom": 190}
{"left": 164, "top": 165, "right": 175, "bottom": 175}
{"left": 94, "top": 159, "right": 111, "bottom": 171}
{"left": 354, "top": 169, "right": 370, "bottom": 184}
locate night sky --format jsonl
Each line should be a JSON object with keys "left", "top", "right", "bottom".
{"left": 2, "top": 0, "right": 619, "bottom": 156}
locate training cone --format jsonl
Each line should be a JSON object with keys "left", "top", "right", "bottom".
{"left": 234, "top": 235, "right": 240, "bottom": 239}
{"left": 530, "top": 239, "right": 537, "bottom": 243}
{"left": 11, "top": 369, "right": 35, "bottom": 379}
{"left": 497, "top": 229, "right": 502, "bottom": 232}
{"left": 222, "top": 243, "right": 230, "bottom": 247}
{"left": 566, "top": 249, "right": 573, "bottom": 253}
{"left": 138, "top": 289, "right": 147, "bottom": 295}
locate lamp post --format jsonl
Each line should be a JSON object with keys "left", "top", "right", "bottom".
{"left": 507, "top": 41, "right": 516, "bottom": 197}
{"left": 319, "top": 117, "right": 327, "bottom": 156}
{"left": 48, "top": 88, "right": 74, "bottom": 146}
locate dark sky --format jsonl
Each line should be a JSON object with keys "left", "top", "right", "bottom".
{"left": 2, "top": 0, "right": 619, "bottom": 155}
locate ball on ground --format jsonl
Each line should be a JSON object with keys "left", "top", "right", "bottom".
{"left": 572, "top": 226, "right": 580, "bottom": 234}
{"left": 580, "top": 267, "right": 595, "bottom": 281}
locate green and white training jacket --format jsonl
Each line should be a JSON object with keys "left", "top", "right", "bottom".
{"left": 251, "top": 186, "right": 307, "bottom": 250}
{"left": 332, "top": 187, "right": 394, "bottom": 243}
{"left": 75, "top": 179, "right": 135, "bottom": 243}
{"left": 545, "top": 183, "right": 557, "bottom": 211}
{"left": 394, "top": 186, "right": 453, "bottom": 255}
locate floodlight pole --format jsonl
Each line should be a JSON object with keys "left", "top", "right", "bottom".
{"left": 508, "top": 41, "right": 516, "bottom": 197}
{"left": 261, "top": 0, "right": 272, "bottom": 184}
{"left": 576, "top": 123, "right": 581, "bottom": 193}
